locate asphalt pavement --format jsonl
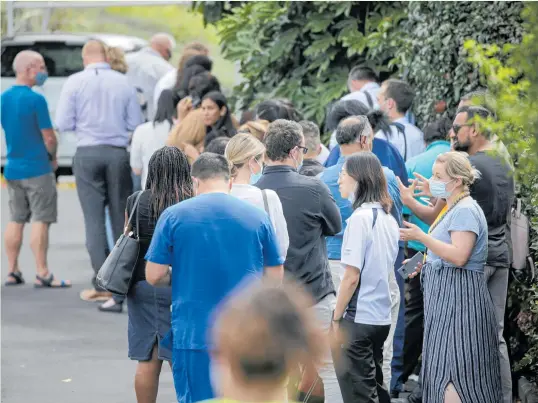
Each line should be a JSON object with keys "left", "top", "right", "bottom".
{"left": 1, "top": 187, "right": 177, "bottom": 403}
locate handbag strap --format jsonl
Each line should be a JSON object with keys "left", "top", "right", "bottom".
{"left": 125, "top": 191, "right": 143, "bottom": 237}
{"left": 261, "top": 189, "right": 271, "bottom": 221}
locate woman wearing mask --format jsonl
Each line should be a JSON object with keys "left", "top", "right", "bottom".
{"left": 205, "top": 281, "right": 325, "bottom": 403}
{"left": 225, "top": 133, "right": 289, "bottom": 261}
{"left": 334, "top": 152, "right": 399, "bottom": 403}
{"left": 202, "top": 91, "right": 237, "bottom": 147}
{"left": 120, "top": 147, "right": 193, "bottom": 403}
{"left": 399, "top": 152, "right": 500, "bottom": 403}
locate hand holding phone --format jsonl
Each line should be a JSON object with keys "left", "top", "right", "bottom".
{"left": 398, "top": 252, "right": 424, "bottom": 280}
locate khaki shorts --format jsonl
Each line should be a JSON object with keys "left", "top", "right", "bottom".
{"left": 6, "top": 173, "right": 57, "bottom": 223}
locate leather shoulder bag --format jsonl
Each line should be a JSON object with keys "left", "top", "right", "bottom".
{"left": 96, "top": 191, "right": 143, "bottom": 296}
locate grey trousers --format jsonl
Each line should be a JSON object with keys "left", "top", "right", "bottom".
{"left": 484, "top": 266, "right": 512, "bottom": 403}
{"left": 73, "top": 146, "right": 133, "bottom": 291}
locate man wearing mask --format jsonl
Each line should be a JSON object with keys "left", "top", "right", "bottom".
{"left": 126, "top": 33, "right": 176, "bottom": 120}
{"left": 397, "top": 105, "right": 514, "bottom": 403}
{"left": 1, "top": 50, "right": 71, "bottom": 289}
{"left": 56, "top": 40, "right": 144, "bottom": 304}
{"left": 256, "top": 120, "right": 344, "bottom": 403}
{"left": 377, "top": 79, "right": 424, "bottom": 161}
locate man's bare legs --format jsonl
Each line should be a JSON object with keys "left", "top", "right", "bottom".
{"left": 5, "top": 222, "right": 24, "bottom": 282}
{"left": 135, "top": 346, "right": 164, "bottom": 403}
{"left": 30, "top": 222, "right": 70, "bottom": 286}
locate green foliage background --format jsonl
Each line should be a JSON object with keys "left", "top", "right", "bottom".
{"left": 199, "top": 0, "right": 538, "bottom": 385}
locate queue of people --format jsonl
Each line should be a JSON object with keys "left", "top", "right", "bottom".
{"left": 1, "top": 31, "right": 515, "bottom": 403}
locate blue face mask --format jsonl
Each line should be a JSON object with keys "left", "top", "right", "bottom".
{"left": 35, "top": 72, "right": 48, "bottom": 86}
{"left": 429, "top": 179, "right": 454, "bottom": 199}
{"left": 249, "top": 158, "right": 263, "bottom": 185}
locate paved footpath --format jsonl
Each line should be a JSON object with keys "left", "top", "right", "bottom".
{"left": 1, "top": 187, "right": 176, "bottom": 403}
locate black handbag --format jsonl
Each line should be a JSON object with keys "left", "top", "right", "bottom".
{"left": 96, "top": 191, "right": 143, "bottom": 296}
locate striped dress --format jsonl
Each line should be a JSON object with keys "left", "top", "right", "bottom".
{"left": 421, "top": 200, "right": 502, "bottom": 403}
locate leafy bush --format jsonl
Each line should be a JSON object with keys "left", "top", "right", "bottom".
{"left": 201, "top": 1, "right": 405, "bottom": 124}
{"left": 396, "top": 2, "right": 524, "bottom": 126}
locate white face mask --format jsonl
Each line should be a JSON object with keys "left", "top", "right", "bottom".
{"left": 347, "top": 183, "right": 358, "bottom": 204}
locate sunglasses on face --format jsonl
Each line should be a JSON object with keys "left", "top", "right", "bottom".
{"left": 451, "top": 123, "right": 471, "bottom": 135}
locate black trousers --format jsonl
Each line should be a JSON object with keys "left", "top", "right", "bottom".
{"left": 335, "top": 320, "right": 391, "bottom": 403}
{"left": 401, "top": 247, "right": 424, "bottom": 402}
{"left": 73, "top": 145, "right": 133, "bottom": 291}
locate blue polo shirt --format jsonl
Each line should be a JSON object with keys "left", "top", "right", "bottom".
{"left": 320, "top": 155, "right": 403, "bottom": 260}
{"left": 145, "top": 192, "right": 283, "bottom": 350}
{"left": 404, "top": 140, "right": 451, "bottom": 252}
{"left": 1, "top": 85, "right": 53, "bottom": 180}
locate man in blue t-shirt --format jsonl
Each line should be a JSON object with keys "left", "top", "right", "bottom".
{"left": 1, "top": 50, "right": 70, "bottom": 289}
{"left": 145, "top": 153, "right": 283, "bottom": 403}
{"left": 319, "top": 115, "right": 405, "bottom": 391}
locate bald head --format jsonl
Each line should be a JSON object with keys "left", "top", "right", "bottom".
{"left": 13, "top": 50, "right": 43, "bottom": 74}
{"left": 82, "top": 40, "right": 107, "bottom": 66}
{"left": 336, "top": 116, "right": 374, "bottom": 153}
{"left": 150, "top": 33, "right": 175, "bottom": 60}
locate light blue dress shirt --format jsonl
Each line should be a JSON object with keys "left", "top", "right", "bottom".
{"left": 320, "top": 155, "right": 403, "bottom": 260}
{"left": 55, "top": 62, "right": 144, "bottom": 147}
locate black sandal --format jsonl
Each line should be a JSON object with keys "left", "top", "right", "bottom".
{"left": 34, "top": 273, "right": 71, "bottom": 288}
{"left": 5, "top": 271, "right": 25, "bottom": 286}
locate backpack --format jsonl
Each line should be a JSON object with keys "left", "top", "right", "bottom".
{"left": 511, "top": 198, "right": 535, "bottom": 280}
{"left": 391, "top": 122, "right": 408, "bottom": 162}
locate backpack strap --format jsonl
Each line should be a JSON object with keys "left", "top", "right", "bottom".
{"left": 391, "top": 122, "right": 408, "bottom": 161}
{"left": 364, "top": 91, "right": 374, "bottom": 109}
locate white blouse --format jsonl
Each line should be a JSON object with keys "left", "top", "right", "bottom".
{"left": 230, "top": 184, "right": 289, "bottom": 261}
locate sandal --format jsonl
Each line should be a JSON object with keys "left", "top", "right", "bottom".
{"left": 5, "top": 271, "right": 25, "bottom": 286}
{"left": 34, "top": 273, "right": 71, "bottom": 288}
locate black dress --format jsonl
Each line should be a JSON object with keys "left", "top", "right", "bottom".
{"left": 125, "top": 190, "right": 172, "bottom": 362}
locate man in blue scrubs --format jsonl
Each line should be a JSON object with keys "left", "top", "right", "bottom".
{"left": 145, "top": 153, "right": 284, "bottom": 403}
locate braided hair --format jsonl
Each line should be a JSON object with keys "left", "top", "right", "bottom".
{"left": 145, "top": 146, "right": 193, "bottom": 221}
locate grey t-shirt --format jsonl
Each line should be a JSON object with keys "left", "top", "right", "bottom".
{"left": 427, "top": 199, "right": 488, "bottom": 272}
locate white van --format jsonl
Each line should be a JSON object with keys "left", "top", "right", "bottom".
{"left": 1, "top": 32, "right": 147, "bottom": 176}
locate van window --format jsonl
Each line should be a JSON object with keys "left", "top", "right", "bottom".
{"left": 1, "top": 42, "right": 84, "bottom": 77}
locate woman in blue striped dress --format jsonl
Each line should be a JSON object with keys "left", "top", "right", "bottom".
{"left": 399, "top": 152, "right": 501, "bottom": 403}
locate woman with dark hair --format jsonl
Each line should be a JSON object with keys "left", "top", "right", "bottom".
{"left": 324, "top": 100, "right": 408, "bottom": 184}
{"left": 334, "top": 151, "right": 399, "bottom": 403}
{"left": 202, "top": 91, "right": 237, "bottom": 147}
{"left": 122, "top": 147, "right": 193, "bottom": 402}
{"left": 128, "top": 90, "right": 179, "bottom": 192}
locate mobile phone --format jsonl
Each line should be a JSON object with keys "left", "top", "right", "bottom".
{"left": 398, "top": 252, "right": 424, "bottom": 280}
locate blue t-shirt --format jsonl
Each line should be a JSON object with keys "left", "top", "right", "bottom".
{"left": 145, "top": 192, "right": 283, "bottom": 350}
{"left": 404, "top": 140, "right": 451, "bottom": 252}
{"left": 427, "top": 199, "right": 488, "bottom": 272}
{"left": 1, "top": 85, "right": 53, "bottom": 180}
{"left": 320, "top": 156, "right": 403, "bottom": 260}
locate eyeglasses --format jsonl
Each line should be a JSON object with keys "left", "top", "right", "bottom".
{"left": 451, "top": 124, "right": 471, "bottom": 134}
{"left": 297, "top": 146, "right": 308, "bottom": 154}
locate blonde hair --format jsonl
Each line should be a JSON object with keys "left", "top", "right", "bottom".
{"left": 224, "top": 133, "right": 266, "bottom": 177}
{"left": 106, "top": 46, "right": 128, "bottom": 74}
{"left": 238, "top": 120, "right": 270, "bottom": 141}
{"left": 435, "top": 151, "right": 481, "bottom": 188}
{"left": 213, "top": 281, "right": 325, "bottom": 383}
{"left": 166, "top": 109, "right": 207, "bottom": 163}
